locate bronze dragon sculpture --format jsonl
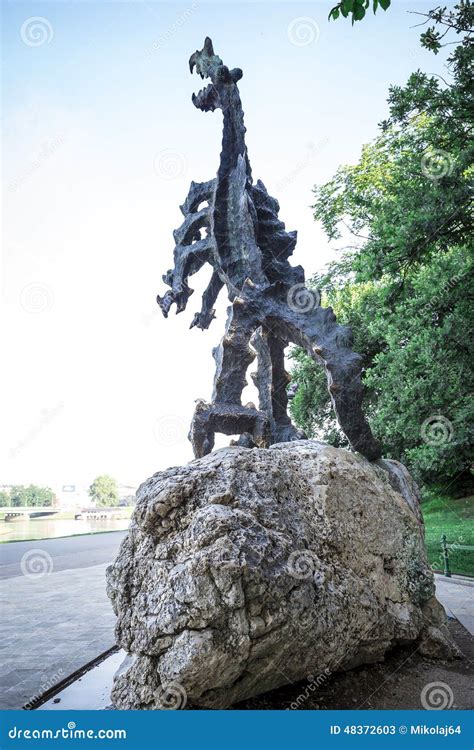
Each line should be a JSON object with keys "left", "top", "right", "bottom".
{"left": 157, "top": 38, "right": 382, "bottom": 462}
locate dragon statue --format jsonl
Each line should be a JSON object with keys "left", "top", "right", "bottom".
{"left": 157, "top": 38, "right": 382, "bottom": 462}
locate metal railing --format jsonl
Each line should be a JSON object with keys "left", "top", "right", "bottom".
{"left": 440, "top": 533, "right": 474, "bottom": 577}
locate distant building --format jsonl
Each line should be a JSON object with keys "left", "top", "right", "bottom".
{"left": 53, "top": 482, "right": 137, "bottom": 508}
{"left": 53, "top": 484, "right": 89, "bottom": 509}
{"left": 1, "top": 482, "right": 137, "bottom": 509}
{"left": 117, "top": 485, "right": 137, "bottom": 506}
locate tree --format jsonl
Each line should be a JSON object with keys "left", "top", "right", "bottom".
{"left": 329, "top": 0, "right": 391, "bottom": 25}
{"left": 9, "top": 486, "right": 25, "bottom": 507}
{"left": 290, "top": 4, "right": 473, "bottom": 487}
{"left": 0, "top": 490, "right": 10, "bottom": 507}
{"left": 88, "top": 475, "right": 119, "bottom": 507}
{"left": 27, "top": 485, "right": 55, "bottom": 507}
{"left": 9, "top": 485, "right": 54, "bottom": 507}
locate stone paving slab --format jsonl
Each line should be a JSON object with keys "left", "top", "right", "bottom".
{"left": 0, "top": 564, "right": 471, "bottom": 711}
{"left": 0, "top": 563, "right": 115, "bottom": 710}
{"left": 435, "top": 574, "right": 474, "bottom": 636}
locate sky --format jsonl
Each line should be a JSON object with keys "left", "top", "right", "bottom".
{"left": 1, "top": 0, "right": 454, "bottom": 489}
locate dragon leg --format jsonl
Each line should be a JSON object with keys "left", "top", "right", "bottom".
{"left": 261, "top": 294, "right": 382, "bottom": 461}
{"left": 251, "top": 326, "right": 306, "bottom": 445}
{"left": 189, "top": 291, "right": 271, "bottom": 457}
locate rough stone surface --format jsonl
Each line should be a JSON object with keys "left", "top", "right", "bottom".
{"left": 106, "top": 442, "right": 456, "bottom": 710}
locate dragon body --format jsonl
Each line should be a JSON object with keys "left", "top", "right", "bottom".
{"left": 157, "top": 38, "right": 382, "bottom": 462}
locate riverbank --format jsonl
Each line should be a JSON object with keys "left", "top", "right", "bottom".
{"left": 0, "top": 507, "right": 134, "bottom": 543}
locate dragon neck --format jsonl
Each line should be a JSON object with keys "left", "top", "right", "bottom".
{"left": 212, "top": 83, "right": 263, "bottom": 294}
{"left": 217, "top": 88, "right": 251, "bottom": 183}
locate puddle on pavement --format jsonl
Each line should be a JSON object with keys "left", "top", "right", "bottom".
{"left": 37, "top": 650, "right": 125, "bottom": 710}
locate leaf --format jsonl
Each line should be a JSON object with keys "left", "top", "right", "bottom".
{"left": 373, "top": 0, "right": 379, "bottom": 12}
{"left": 328, "top": 6, "right": 340, "bottom": 20}
{"left": 379, "top": 0, "right": 391, "bottom": 10}
{"left": 353, "top": 4, "right": 366, "bottom": 21}
{"left": 342, "top": 0, "right": 355, "bottom": 14}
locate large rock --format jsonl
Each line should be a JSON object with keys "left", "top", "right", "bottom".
{"left": 106, "top": 441, "right": 456, "bottom": 709}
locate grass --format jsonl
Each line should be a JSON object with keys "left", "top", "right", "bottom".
{"left": 1, "top": 496, "right": 472, "bottom": 576}
{"left": 421, "top": 493, "right": 474, "bottom": 577}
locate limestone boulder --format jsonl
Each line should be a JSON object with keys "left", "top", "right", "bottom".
{"left": 106, "top": 441, "right": 456, "bottom": 709}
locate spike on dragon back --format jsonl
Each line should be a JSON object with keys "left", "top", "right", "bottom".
{"left": 157, "top": 38, "right": 382, "bottom": 462}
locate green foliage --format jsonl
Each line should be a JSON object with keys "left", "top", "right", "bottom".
{"left": 290, "top": 4, "right": 474, "bottom": 487}
{"left": 8, "top": 485, "right": 54, "bottom": 507}
{"left": 0, "top": 491, "right": 10, "bottom": 507}
{"left": 418, "top": 3, "right": 474, "bottom": 54}
{"left": 329, "top": 0, "right": 391, "bottom": 24}
{"left": 422, "top": 493, "right": 474, "bottom": 576}
{"left": 313, "top": 113, "right": 472, "bottom": 282}
{"left": 88, "top": 474, "right": 119, "bottom": 507}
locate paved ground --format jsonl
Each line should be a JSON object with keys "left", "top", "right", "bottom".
{"left": 0, "top": 532, "right": 125, "bottom": 710}
{"left": 0, "top": 533, "right": 471, "bottom": 710}
{"left": 435, "top": 574, "right": 474, "bottom": 635}
{"left": 0, "top": 531, "right": 127, "bottom": 580}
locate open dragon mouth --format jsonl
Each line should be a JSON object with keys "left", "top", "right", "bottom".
{"left": 192, "top": 81, "right": 220, "bottom": 112}
{"left": 189, "top": 37, "right": 242, "bottom": 113}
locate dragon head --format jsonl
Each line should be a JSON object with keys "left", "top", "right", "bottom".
{"left": 189, "top": 37, "right": 243, "bottom": 112}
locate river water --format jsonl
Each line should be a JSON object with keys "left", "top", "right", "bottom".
{"left": 0, "top": 517, "right": 131, "bottom": 543}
